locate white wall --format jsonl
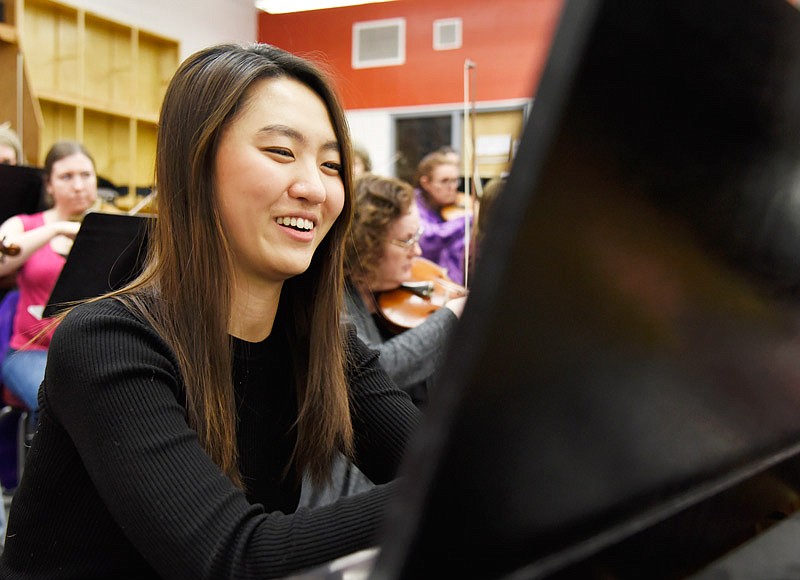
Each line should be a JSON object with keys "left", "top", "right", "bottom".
{"left": 347, "top": 110, "right": 395, "bottom": 177}
{"left": 55, "top": 0, "right": 258, "bottom": 60}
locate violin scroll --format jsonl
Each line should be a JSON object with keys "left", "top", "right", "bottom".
{"left": 0, "top": 236, "right": 21, "bottom": 262}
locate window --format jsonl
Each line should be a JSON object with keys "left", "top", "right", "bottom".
{"left": 394, "top": 115, "right": 454, "bottom": 185}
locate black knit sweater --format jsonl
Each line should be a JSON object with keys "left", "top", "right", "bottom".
{"left": 0, "top": 298, "right": 419, "bottom": 579}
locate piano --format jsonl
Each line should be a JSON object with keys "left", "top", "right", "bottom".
{"left": 294, "top": 0, "right": 800, "bottom": 577}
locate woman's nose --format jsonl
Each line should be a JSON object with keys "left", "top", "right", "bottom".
{"left": 70, "top": 176, "right": 87, "bottom": 191}
{"left": 288, "top": 166, "right": 326, "bottom": 204}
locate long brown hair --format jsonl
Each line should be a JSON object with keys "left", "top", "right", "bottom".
{"left": 114, "top": 43, "right": 354, "bottom": 487}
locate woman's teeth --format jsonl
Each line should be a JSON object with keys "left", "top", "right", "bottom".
{"left": 277, "top": 217, "right": 313, "bottom": 231}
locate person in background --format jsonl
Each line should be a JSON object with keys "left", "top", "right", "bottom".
{"left": 345, "top": 173, "right": 465, "bottom": 406}
{"left": 0, "top": 123, "right": 23, "bottom": 166}
{"left": 0, "top": 140, "right": 96, "bottom": 414}
{"left": 434, "top": 145, "right": 467, "bottom": 196}
{"left": 0, "top": 123, "right": 31, "bottom": 544}
{"left": 352, "top": 142, "right": 372, "bottom": 178}
{"left": 414, "top": 150, "right": 472, "bottom": 285}
{"left": 0, "top": 124, "right": 20, "bottom": 537}
{"left": 299, "top": 173, "right": 466, "bottom": 508}
{"left": 0, "top": 42, "right": 419, "bottom": 579}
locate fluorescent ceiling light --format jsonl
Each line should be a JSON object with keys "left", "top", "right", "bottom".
{"left": 256, "top": 0, "right": 398, "bottom": 14}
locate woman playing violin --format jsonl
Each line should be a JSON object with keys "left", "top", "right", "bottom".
{"left": 414, "top": 150, "right": 472, "bottom": 286}
{"left": 299, "top": 173, "right": 467, "bottom": 510}
{"left": 345, "top": 173, "right": 467, "bottom": 407}
{"left": 0, "top": 140, "right": 96, "bottom": 414}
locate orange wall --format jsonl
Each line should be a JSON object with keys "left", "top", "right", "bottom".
{"left": 258, "top": 0, "right": 565, "bottom": 110}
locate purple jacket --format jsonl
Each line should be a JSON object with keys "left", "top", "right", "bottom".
{"left": 415, "top": 189, "right": 471, "bottom": 285}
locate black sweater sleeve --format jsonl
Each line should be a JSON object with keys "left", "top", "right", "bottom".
{"left": 6, "top": 298, "right": 419, "bottom": 580}
{"left": 344, "top": 325, "right": 422, "bottom": 484}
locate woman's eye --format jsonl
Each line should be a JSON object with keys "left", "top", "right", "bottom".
{"left": 265, "top": 147, "right": 294, "bottom": 159}
{"left": 322, "top": 161, "right": 343, "bottom": 175}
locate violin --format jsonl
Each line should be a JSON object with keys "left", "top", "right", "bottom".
{"left": 440, "top": 191, "right": 474, "bottom": 222}
{"left": 376, "top": 256, "right": 467, "bottom": 333}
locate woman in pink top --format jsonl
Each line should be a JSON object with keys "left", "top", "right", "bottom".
{"left": 0, "top": 140, "right": 97, "bottom": 412}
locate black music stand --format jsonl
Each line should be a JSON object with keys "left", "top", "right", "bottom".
{"left": 0, "top": 164, "right": 43, "bottom": 223}
{"left": 371, "top": 0, "right": 800, "bottom": 579}
{"left": 43, "top": 212, "right": 151, "bottom": 318}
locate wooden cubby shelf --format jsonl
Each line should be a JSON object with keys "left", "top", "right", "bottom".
{"left": 1, "top": 0, "right": 179, "bottom": 196}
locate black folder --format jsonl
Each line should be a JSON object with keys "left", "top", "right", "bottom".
{"left": 0, "top": 164, "right": 43, "bottom": 223}
{"left": 43, "top": 212, "right": 151, "bottom": 318}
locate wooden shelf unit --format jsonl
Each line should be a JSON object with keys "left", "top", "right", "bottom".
{"left": 1, "top": 0, "right": 42, "bottom": 166}
{"left": 5, "top": 0, "right": 179, "bottom": 195}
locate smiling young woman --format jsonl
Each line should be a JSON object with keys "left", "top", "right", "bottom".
{"left": 0, "top": 43, "right": 420, "bottom": 580}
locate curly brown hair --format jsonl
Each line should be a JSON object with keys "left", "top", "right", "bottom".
{"left": 346, "top": 173, "right": 415, "bottom": 286}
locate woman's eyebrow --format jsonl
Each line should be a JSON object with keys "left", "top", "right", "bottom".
{"left": 258, "top": 125, "right": 340, "bottom": 153}
{"left": 321, "top": 140, "right": 340, "bottom": 154}
{"left": 258, "top": 124, "right": 304, "bottom": 143}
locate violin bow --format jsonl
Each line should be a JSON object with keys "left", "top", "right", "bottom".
{"left": 462, "top": 58, "right": 478, "bottom": 287}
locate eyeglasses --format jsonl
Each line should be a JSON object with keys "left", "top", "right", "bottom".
{"left": 390, "top": 226, "right": 424, "bottom": 249}
{"left": 433, "top": 178, "right": 460, "bottom": 186}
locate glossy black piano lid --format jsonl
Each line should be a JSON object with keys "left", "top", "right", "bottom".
{"left": 373, "top": 0, "right": 800, "bottom": 578}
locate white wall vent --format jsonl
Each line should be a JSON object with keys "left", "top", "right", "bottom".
{"left": 433, "top": 18, "right": 462, "bottom": 51}
{"left": 352, "top": 18, "right": 406, "bottom": 69}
